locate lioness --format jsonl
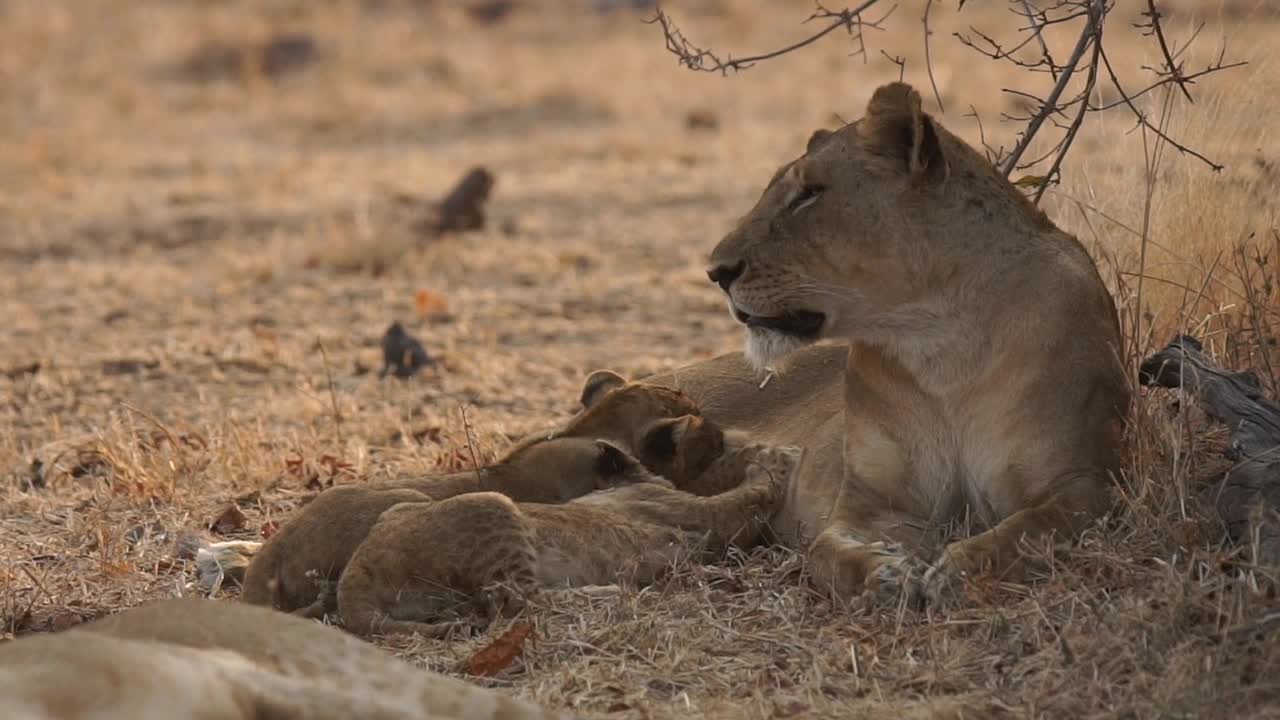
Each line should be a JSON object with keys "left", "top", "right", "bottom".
{"left": 635, "top": 81, "right": 1128, "bottom": 606}
{"left": 0, "top": 597, "right": 575, "bottom": 720}
{"left": 338, "top": 443, "right": 801, "bottom": 637}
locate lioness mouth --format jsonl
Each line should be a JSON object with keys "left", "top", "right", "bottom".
{"left": 734, "top": 307, "right": 826, "bottom": 338}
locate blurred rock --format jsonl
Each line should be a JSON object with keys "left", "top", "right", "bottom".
{"left": 593, "top": 0, "right": 655, "bottom": 12}
{"left": 685, "top": 108, "right": 719, "bottom": 132}
{"left": 467, "top": 0, "right": 519, "bottom": 24}
{"left": 380, "top": 322, "right": 434, "bottom": 379}
{"left": 418, "top": 166, "right": 496, "bottom": 236}
{"left": 178, "top": 32, "right": 319, "bottom": 83}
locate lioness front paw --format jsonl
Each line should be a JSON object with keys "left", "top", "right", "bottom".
{"left": 860, "top": 543, "right": 925, "bottom": 611}
{"left": 809, "top": 533, "right": 924, "bottom": 611}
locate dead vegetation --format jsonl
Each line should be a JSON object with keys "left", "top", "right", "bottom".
{"left": 2, "top": 1, "right": 1279, "bottom": 718}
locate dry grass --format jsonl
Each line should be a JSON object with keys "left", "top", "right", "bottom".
{"left": 2, "top": 0, "right": 1279, "bottom": 718}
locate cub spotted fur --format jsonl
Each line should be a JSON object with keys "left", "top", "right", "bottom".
{"left": 243, "top": 437, "right": 665, "bottom": 614}
{"left": 338, "top": 443, "right": 801, "bottom": 637}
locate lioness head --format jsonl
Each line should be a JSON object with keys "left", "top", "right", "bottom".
{"left": 706, "top": 81, "right": 1051, "bottom": 370}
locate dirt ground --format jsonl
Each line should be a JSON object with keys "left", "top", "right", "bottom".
{"left": 3, "top": 1, "right": 1280, "bottom": 718}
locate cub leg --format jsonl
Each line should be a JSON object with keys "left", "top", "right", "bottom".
{"left": 337, "top": 494, "right": 539, "bottom": 638}
{"left": 629, "top": 445, "right": 801, "bottom": 551}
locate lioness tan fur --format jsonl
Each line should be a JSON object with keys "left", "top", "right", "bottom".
{"left": 637, "top": 81, "right": 1129, "bottom": 607}
{"left": 242, "top": 436, "right": 664, "bottom": 614}
{"left": 337, "top": 443, "right": 801, "bottom": 637}
{"left": 0, "top": 597, "right": 575, "bottom": 720}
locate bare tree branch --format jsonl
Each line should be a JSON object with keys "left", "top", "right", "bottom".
{"left": 1140, "top": 0, "right": 1193, "bottom": 102}
{"left": 1095, "top": 43, "right": 1227, "bottom": 171}
{"left": 649, "top": 0, "right": 1244, "bottom": 201}
{"left": 881, "top": 50, "right": 906, "bottom": 81}
{"left": 1019, "top": 0, "right": 1058, "bottom": 81}
{"left": 922, "top": 0, "right": 944, "bottom": 113}
{"left": 646, "top": 1, "right": 892, "bottom": 75}
{"left": 998, "top": 2, "right": 1096, "bottom": 178}
{"left": 1031, "top": 1, "right": 1103, "bottom": 202}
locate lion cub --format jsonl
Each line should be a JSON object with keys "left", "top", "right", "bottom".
{"left": 243, "top": 436, "right": 659, "bottom": 614}
{"left": 337, "top": 443, "right": 802, "bottom": 637}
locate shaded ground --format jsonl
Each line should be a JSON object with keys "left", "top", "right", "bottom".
{"left": 2, "top": 1, "right": 1279, "bottom": 718}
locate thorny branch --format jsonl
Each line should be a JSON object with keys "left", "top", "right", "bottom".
{"left": 646, "top": 1, "right": 895, "bottom": 74}
{"left": 649, "top": 0, "right": 1244, "bottom": 204}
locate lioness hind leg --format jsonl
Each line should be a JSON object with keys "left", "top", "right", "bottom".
{"left": 923, "top": 472, "right": 1111, "bottom": 606}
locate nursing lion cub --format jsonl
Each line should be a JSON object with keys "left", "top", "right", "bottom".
{"left": 338, "top": 443, "right": 800, "bottom": 637}
{"left": 643, "top": 81, "right": 1129, "bottom": 607}
{"left": 242, "top": 437, "right": 655, "bottom": 614}
{"left": 236, "top": 381, "right": 724, "bottom": 613}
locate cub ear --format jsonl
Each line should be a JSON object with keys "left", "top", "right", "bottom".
{"left": 806, "top": 128, "right": 833, "bottom": 154}
{"left": 580, "top": 370, "right": 627, "bottom": 409}
{"left": 862, "top": 82, "right": 949, "bottom": 184}
{"left": 593, "top": 440, "right": 637, "bottom": 477}
{"left": 640, "top": 416, "right": 696, "bottom": 463}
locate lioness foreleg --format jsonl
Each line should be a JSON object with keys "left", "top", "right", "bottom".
{"left": 806, "top": 478, "right": 935, "bottom": 609}
{"left": 808, "top": 524, "right": 928, "bottom": 610}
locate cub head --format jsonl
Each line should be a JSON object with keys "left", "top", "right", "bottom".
{"left": 634, "top": 414, "right": 725, "bottom": 491}
{"left": 705, "top": 81, "right": 1045, "bottom": 370}
{"left": 494, "top": 436, "right": 662, "bottom": 502}
{"left": 507, "top": 370, "right": 724, "bottom": 488}
{"left": 572, "top": 370, "right": 726, "bottom": 485}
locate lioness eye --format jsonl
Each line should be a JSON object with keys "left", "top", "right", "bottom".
{"left": 788, "top": 184, "right": 825, "bottom": 214}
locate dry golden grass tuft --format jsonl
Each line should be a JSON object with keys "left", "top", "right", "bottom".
{"left": 2, "top": 0, "right": 1279, "bottom": 717}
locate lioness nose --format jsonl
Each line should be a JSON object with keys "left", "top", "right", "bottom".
{"left": 706, "top": 261, "right": 745, "bottom": 293}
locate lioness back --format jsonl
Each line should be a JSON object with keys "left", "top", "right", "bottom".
{"left": 1, "top": 597, "right": 576, "bottom": 720}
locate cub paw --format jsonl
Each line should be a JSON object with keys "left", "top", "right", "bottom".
{"left": 746, "top": 445, "right": 803, "bottom": 487}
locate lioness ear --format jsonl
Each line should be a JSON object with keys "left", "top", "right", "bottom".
{"left": 580, "top": 370, "right": 627, "bottom": 409}
{"left": 806, "top": 128, "right": 833, "bottom": 154}
{"left": 862, "top": 82, "right": 948, "bottom": 183}
{"left": 594, "top": 440, "right": 638, "bottom": 477}
{"left": 640, "top": 416, "right": 696, "bottom": 463}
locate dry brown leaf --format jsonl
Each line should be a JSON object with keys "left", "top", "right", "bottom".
{"left": 414, "top": 288, "right": 449, "bottom": 318}
{"left": 209, "top": 504, "right": 247, "bottom": 535}
{"left": 461, "top": 621, "right": 534, "bottom": 677}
